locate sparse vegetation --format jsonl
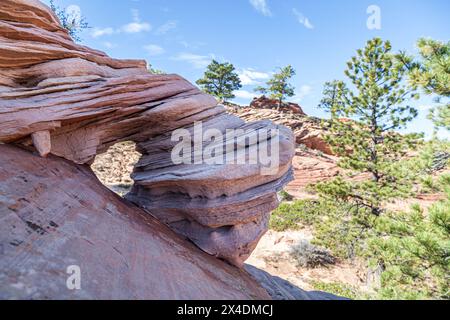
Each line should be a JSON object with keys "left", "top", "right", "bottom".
{"left": 268, "top": 37, "right": 449, "bottom": 300}
{"left": 311, "top": 281, "right": 360, "bottom": 300}
{"left": 270, "top": 199, "right": 321, "bottom": 231}
{"left": 255, "top": 65, "right": 296, "bottom": 110}
{"left": 402, "top": 39, "right": 450, "bottom": 131}
{"left": 49, "top": 0, "right": 89, "bottom": 42}
{"left": 290, "top": 241, "right": 336, "bottom": 268}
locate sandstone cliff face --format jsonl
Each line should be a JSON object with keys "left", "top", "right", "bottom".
{"left": 0, "top": 0, "right": 295, "bottom": 267}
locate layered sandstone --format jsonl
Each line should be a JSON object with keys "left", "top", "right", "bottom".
{"left": 250, "top": 96, "right": 306, "bottom": 115}
{"left": 0, "top": 0, "right": 295, "bottom": 266}
{"left": 227, "top": 106, "right": 333, "bottom": 155}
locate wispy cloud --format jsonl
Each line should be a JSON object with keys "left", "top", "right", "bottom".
{"left": 179, "top": 40, "right": 206, "bottom": 50}
{"left": 155, "top": 20, "right": 177, "bottom": 35}
{"left": 102, "top": 41, "right": 117, "bottom": 49}
{"left": 144, "top": 44, "right": 165, "bottom": 56}
{"left": 238, "top": 68, "right": 270, "bottom": 85}
{"left": 292, "top": 8, "right": 314, "bottom": 29}
{"left": 235, "top": 90, "right": 257, "bottom": 100}
{"left": 120, "top": 9, "right": 152, "bottom": 33}
{"left": 90, "top": 9, "right": 151, "bottom": 38}
{"left": 91, "top": 27, "right": 114, "bottom": 38}
{"left": 249, "top": 0, "right": 272, "bottom": 17}
{"left": 121, "top": 21, "right": 151, "bottom": 33}
{"left": 292, "top": 85, "right": 313, "bottom": 103}
{"left": 171, "top": 53, "right": 214, "bottom": 69}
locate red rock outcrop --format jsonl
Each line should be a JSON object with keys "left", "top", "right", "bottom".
{"left": 227, "top": 106, "right": 333, "bottom": 155}
{"left": 0, "top": 145, "right": 271, "bottom": 299}
{"left": 0, "top": 0, "right": 295, "bottom": 267}
{"left": 250, "top": 96, "right": 307, "bottom": 115}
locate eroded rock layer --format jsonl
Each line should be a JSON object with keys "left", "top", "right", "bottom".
{"left": 227, "top": 106, "right": 333, "bottom": 155}
{"left": 0, "top": 0, "right": 295, "bottom": 266}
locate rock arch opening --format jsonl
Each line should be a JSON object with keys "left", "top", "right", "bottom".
{"left": 91, "top": 141, "right": 141, "bottom": 197}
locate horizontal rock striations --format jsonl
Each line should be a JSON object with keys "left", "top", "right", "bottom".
{"left": 226, "top": 106, "right": 333, "bottom": 155}
{"left": 0, "top": 0, "right": 295, "bottom": 266}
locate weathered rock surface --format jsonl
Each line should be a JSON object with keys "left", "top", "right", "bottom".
{"left": 0, "top": 0, "right": 295, "bottom": 266}
{"left": 0, "top": 145, "right": 271, "bottom": 300}
{"left": 250, "top": 96, "right": 306, "bottom": 115}
{"left": 227, "top": 106, "right": 333, "bottom": 155}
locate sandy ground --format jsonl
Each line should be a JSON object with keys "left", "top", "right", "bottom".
{"left": 247, "top": 229, "right": 366, "bottom": 292}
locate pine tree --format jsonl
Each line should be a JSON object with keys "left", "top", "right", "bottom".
{"left": 196, "top": 60, "right": 242, "bottom": 103}
{"left": 319, "top": 80, "right": 348, "bottom": 118}
{"left": 401, "top": 39, "right": 450, "bottom": 131}
{"left": 316, "top": 38, "right": 420, "bottom": 216}
{"left": 255, "top": 65, "right": 296, "bottom": 110}
{"left": 369, "top": 174, "right": 450, "bottom": 299}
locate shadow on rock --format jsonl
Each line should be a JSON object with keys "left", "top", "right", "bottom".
{"left": 245, "top": 265, "right": 349, "bottom": 300}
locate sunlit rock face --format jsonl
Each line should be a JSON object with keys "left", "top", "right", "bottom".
{"left": 0, "top": 0, "right": 295, "bottom": 266}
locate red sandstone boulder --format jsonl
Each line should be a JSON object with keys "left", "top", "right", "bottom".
{"left": 250, "top": 96, "right": 307, "bottom": 115}
{"left": 227, "top": 106, "right": 333, "bottom": 155}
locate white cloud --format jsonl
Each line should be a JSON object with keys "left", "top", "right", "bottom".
{"left": 249, "top": 0, "right": 272, "bottom": 17}
{"left": 235, "top": 90, "right": 257, "bottom": 100}
{"left": 171, "top": 53, "right": 214, "bottom": 69}
{"left": 91, "top": 27, "right": 114, "bottom": 38}
{"left": 121, "top": 21, "right": 151, "bottom": 33}
{"left": 179, "top": 40, "right": 206, "bottom": 50}
{"left": 144, "top": 44, "right": 165, "bottom": 56}
{"left": 238, "top": 68, "right": 270, "bottom": 85}
{"left": 292, "top": 8, "right": 314, "bottom": 29}
{"left": 155, "top": 20, "right": 177, "bottom": 35}
{"left": 120, "top": 9, "right": 152, "bottom": 33}
{"left": 292, "top": 85, "right": 313, "bottom": 103}
{"left": 102, "top": 41, "right": 117, "bottom": 49}
{"left": 91, "top": 9, "right": 151, "bottom": 38}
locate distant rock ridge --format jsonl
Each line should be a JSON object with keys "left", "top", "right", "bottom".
{"left": 250, "top": 96, "right": 307, "bottom": 115}
{"left": 226, "top": 105, "right": 333, "bottom": 155}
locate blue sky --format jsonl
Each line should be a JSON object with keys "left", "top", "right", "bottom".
{"left": 42, "top": 0, "right": 449, "bottom": 139}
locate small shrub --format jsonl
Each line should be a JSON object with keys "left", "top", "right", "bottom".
{"left": 311, "top": 281, "right": 360, "bottom": 300}
{"left": 419, "top": 175, "right": 439, "bottom": 194}
{"left": 278, "top": 190, "right": 294, "bottom": 202}
{"left": 270, "top": 199, "right": 321, "bottom": 231}
{"left": 50, "top": 0, "right": 89, "bottom": 42}
{"left": 290, "top": 240, "right": 336, "bottom": 268}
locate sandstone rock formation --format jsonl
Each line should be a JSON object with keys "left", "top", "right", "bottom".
{"left": 0, "top": 0, "right": 295, "bottom": 267}
{"left": 0, "top": 145, "right": 271, "bottom": 299}
{"left": 250, "top": 96, "right": 306, "bottom": 115}
{"left": 228, "top": 106, "right": 333, "bottom": 155}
